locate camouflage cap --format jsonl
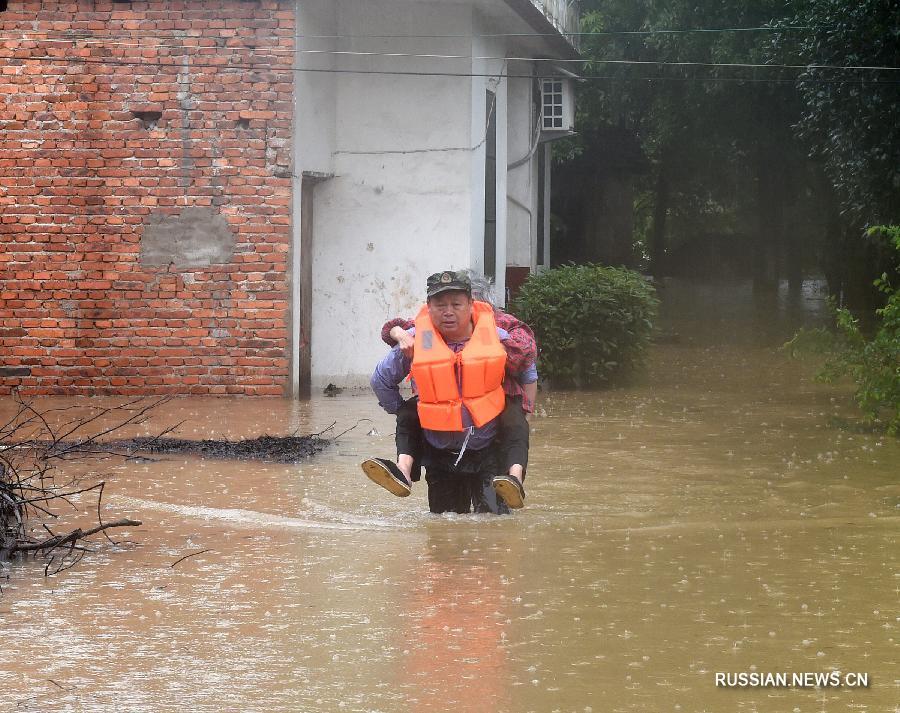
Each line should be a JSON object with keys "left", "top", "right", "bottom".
{"left": 426, "top": 270, "right": 472, "bottom": 299}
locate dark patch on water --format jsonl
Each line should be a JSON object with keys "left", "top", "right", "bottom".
{"left": 109, "top": 434, "right": 330, "bottom": 463}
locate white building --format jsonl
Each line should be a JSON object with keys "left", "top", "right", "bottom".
{"left": 292, "top": 0, "right": 580, "bottom": 394}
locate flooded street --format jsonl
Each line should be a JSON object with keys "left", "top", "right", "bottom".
{"left": 1, "top": 280, "right": 898, "bottom": 712}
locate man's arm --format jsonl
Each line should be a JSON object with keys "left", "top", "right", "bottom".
{"left": 370, "top": 346, "right": 412, "bottom": 414}
{"left": 381, "top": 317, "right": 414, "bottom": 347}
{"left": 389, "top": 325, "right": 415, "bottom": 359}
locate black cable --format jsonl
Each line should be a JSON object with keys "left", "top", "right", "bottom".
{"left": 2, "top": 53, "right": 898, "bottom": 85}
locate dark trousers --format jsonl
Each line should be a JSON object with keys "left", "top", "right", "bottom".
{"left": 395, "top": 395, "right": 529, "bottom": 481}
{"left": 394, "top": 396, "right": 530, "bottom": 514}
{"left": 498, "top": 395, "right": 529, "bottom": 479}
{"left": 395, "top": 396, "right": 424, "bottom": 481}
{"left": 422, "top": 442, "right": 509, "bottom": 515}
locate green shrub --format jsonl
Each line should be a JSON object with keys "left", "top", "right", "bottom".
{"left": 511, "top": 264, "right": 659, "bottom": 388}
{"left": 784, "top": 226, "right": 900, "bottom": 435}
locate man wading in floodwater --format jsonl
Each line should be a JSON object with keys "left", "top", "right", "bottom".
{"left": 363, "top": 270, "right": 532, "bottom": 514}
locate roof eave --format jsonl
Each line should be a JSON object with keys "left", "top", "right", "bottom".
{"left": 500, "top": 0, "right": 582, "bottom": 61}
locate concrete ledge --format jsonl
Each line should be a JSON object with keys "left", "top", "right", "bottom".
{"left": 501, "top": 0, "right": 582, "bottom": 60}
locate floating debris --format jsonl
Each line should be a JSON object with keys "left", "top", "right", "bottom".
{"left": 112, "top": 434, "right": 330, "bottom": 463}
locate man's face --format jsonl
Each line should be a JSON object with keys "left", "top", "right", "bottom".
{"left": 427, "top": 290, "right": 473, "bottom": 340}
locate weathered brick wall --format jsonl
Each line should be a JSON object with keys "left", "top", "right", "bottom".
{"left": 0, "top": 0, "right": 294, "bottom": 395}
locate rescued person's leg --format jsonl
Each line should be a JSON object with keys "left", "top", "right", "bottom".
{"left": 492, "top": 395, "right": 529, "bottom": 509}
{"left": 466, "top": 447, "right": 510, "bottom": 515}
{"left": 361, "top": 397, "right": 423, "bottom": 498}
{"left": 470, "top": 471, "right": 510, "bottom": 514}
{"left": 499, "top": 395, "right": 529, "bottom": 478}
{"left": 394, "top": 396, "right": 422, "bottom": 482}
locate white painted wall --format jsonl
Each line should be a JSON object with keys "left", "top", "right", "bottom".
{"left": 295, "top": 0, "right": 336, "bottom": 175}
{"left": 506, "top": 61, "right": 537, "bottom": 270}
{"left": 310, "top": 0, "right": 477, "bottom": 388}
{"left": 469, "top": 15, "right": 509, "bottom": 305}
{"left": 292, "top": 0, "right": 338, "bottom": 397}
{"left": 293, "top": 0, "right": 573, "bottom": 389}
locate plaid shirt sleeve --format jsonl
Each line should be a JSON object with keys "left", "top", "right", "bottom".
{"left": 496, "top": 310, "right": 537, "bottom": 374}
{"left": 381, "top": 317, "right": 415, "bottom": 346}
{"left": 496, "top": 309, "right": 538, "bottom": 413}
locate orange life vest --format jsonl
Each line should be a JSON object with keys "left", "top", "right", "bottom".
{"left": 410, "top": 300, "right": 507, "bottom": 432}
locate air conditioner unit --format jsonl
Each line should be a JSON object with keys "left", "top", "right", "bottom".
{"left": 540, "top": 77, "right": 575, "bottom": 135}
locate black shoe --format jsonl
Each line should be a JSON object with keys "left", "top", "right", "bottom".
{"left": 361, "top": 457, "right": 412, "bottom": 497}
{"left": 492, "top": 474, "right": 525, "bottom": 509}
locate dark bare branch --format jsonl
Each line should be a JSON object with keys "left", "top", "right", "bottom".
{"left": 171, "top": 549, "right": 212, "bottom": 568}
{"left": 1, "top": 396, "right": 168, "bottom": 574}
{"left": 11, "top": 519, "right": 143, "bottom": 554}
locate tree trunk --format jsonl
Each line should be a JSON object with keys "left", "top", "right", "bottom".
{"left": 582, "top": 172, "right": 636, "bottom": 267}
{"left": 650, "top": 165, "right": 669, "bottom": 277}
{"left": 753, "top": 144, "right": 781, "bottom": 293}
{"left": 785, "top": 228, "right": 803, "bottom": 292}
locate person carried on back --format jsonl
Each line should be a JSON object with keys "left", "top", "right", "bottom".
{"left": 362, "top": 270, "right": 534, "bottom": 514}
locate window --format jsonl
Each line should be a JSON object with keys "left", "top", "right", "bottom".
{"left": 542, "top": 79, "right": 564, "bottom": 130}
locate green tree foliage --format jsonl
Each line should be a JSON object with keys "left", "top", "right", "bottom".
{"left": 773, "top": 1, "right": 900, "bottom": 227}
{"left": 785, "top": 226, "right": 900, "bottom": 434}
{"left": 511, "top": 265, "right": 659, "bottom": 387}
{"left": 557, "top": 0, "right": 811, "bottom": 281}
{"left": 559, "top": 0, "right": 898, "bottom": 296}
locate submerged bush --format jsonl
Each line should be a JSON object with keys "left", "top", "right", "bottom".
{"left": 511, "top": 264, "right": 658, "bottom": 388}
{"left": 785, "top": 226, "right": 900, "bottom": 435}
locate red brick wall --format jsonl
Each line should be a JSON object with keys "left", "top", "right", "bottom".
{"left": 0, "top": 0, "right": 295, "bottom": 395}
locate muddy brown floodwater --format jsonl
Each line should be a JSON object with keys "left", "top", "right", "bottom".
{"left": 1, "top": 279, "right": 897, "bottom": 712}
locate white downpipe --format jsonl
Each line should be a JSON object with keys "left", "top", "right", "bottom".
{"left": 469, "top": 35, "right": 487, "bottom": 275}
{"left": 494, "top": 74, "right": 508, "bottom": 306}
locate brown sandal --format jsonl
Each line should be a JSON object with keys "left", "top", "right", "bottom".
{"left": 361, "top": 457, "right": 412, "bottom": 497}
{"left": 492, "top": 474, "right": 525, "bottom": 509}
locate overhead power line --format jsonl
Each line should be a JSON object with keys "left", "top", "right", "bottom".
{"left": 1, "top": 53, "right": 896, "bottom": 86}
{"left": 0, "top": 44, "right": 896, "bottom": 73}
{"left": 0, "top": 26, "right": 818, "bottom": 41}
